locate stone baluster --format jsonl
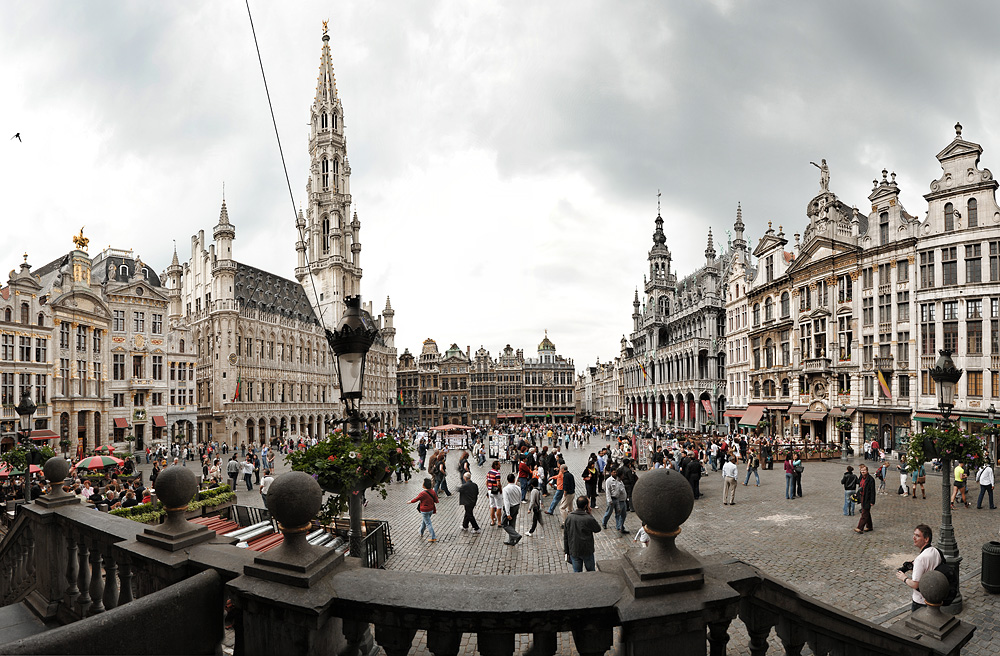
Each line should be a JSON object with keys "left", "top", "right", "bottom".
{"left": 75, "top": 535, "right": 91, "bottom": 616}
{"left": 529, "top": 631, "right": 557, "bottom": 656}
{"left": 342, "top": 619, "right": 375, "bottom": 656}
{"left": 571, "top": 627, "right": 614, "bottom": 656}
{"left": 707, "top": 620, "right": 733, "bottom": 656}
{"left": 738, "top": 599, "right": 777, "bottom": 656}
{"left": 63, "top": 529, "right": 79, "bottom": 612}
{"left": 476, "top": 631, "right": 514, "bottom": 656}
{"left": 425, "top": 630, "right": 461, "bottom": 656}
{"left": 101, "top": 547, "right": 118, "bottom": 611}
{"left": 775, "top": 616, "right": 806, "bottom": 656}
{"left": 87, "top": 542, "right": 105, "bottom": 614}
{"left": 25, "top": 529, "right": 36, "bottom": 581}
{"left": 116, "top": 555, "right": 134, "bottom": 605}
{"left": 372, "top": 625, "right": 415, "bottom": 656}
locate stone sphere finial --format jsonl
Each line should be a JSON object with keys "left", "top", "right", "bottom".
{"left": 632, "top": 467, "right": 694, "bottom": 534}
{"left": 267, "top": 472, "right": 323, "bottom": 530}
{"left": 154, "top": 466, "right": 198, "bottom": 510}
{"left": 43, "top": 457, "right": 70, "bottom": 485}
{"left": 918, "top": 570, "right": 949, "bottom": 606}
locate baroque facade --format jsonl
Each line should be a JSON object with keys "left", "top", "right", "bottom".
{"left": 722, "top": 205, "right": 756, "bottom": 433}
{"left": 622, "top": 211, "right": 728, "bottom": 430}
{"left": 575, "top": 351, "right": 623, "bottom": 423}
{"left": 470, "top": 346, "right": 497, "bottom": 426}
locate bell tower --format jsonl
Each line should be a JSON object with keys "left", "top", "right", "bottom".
{"left": 296, "top": 24, "right": 361, "bottom": 327}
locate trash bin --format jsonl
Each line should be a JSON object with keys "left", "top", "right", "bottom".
{"left": 983, "top": 541, "right": 1000, "bottom": 593}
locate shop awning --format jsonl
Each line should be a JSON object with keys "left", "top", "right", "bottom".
{"left": 113, "top": 418, "right": 130, "bottom": 429}
{"left": 701, "top": 399, "right": 713, "bottom": 415}
{"left": 739, "top": 405, "right": 765, "bottom": 427}
{"left": 29, "top": 429, "right": 59, "bottom": 441}
{"left": 830, "top": 407, "right": 857, "bottom": 418}
{"left": 723, "top": 410, "right": 745, "bottom": 419}
{"left": 152, "top": 415, "right": 166, "bottom": 427}
{"left": 788, "top": 405, "right": 808, "bottom": 415}
{"left": 960, "top": 416, "right": 989, "bottom": 424}
{"left": 913, "top": 412, "right": 944, "bottom": 423}
{"left": 800, "top": 411, "right": 828, "bottom": 421}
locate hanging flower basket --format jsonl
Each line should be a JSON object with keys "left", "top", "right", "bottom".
{"left": 286, "top": 428, "right": 415, "bottom": 518}
{"left": 920, "top": 424, "right": 986, "bottom": 467}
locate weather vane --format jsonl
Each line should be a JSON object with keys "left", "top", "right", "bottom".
{"left": 323, "top": 20, "right": 329, "bottom": 35}
{"left": 657, "top": 189, "right": 661, "bottom": 214}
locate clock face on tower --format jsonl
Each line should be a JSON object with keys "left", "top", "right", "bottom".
{"left": 228, "top": 353, "right": 238, "bottom": 365}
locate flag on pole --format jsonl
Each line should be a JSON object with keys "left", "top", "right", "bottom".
{"left": 398, "top": 390, "right": 403, "bottom": 406}
{"left": 639, "top": 363, "right": 649, "bottom": 382}
{"left": 877, "top": 370, "right": 891, "bottom": 398}
{"left": 234, "top": 375, "right": 241, "bottom": 402}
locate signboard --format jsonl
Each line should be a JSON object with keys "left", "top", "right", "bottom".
{"left": 133, "top": 409, "right": 147, "bottom": 422}
{"left": 637, "top": 437, "right": 655, "bottom": 469}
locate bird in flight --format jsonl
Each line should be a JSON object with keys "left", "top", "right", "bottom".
{"left": 10, "top": 133, "right": 20, "bottom": 142}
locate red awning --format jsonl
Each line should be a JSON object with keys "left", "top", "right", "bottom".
{"left": 830, "top": 407, "right": 856, "bottom": 418}
{"left": 800, "top": 411, "right": 828, "bottom": 421}
{"left": 723, "top": 410, "right": 745, "bottom": 418}
{"left": 739, "top": 405, "right": 766, "bottom": 427}
{"left": 152, "top": 415, "right": 166, "bottom": 428}
{"left": 29, "top": 429, "right": 59, "bottom": 441}
{"left": 113, "top": 418, "right": 129, "bottom": 429}
{"left": 788, "top": 405, "right": 808, "bottom": 415}
{"left": 701, "top": 399, "right": 713, "bottom": 415}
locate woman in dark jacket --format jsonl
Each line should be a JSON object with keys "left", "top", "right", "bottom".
{"left": 582, "top": 457, "right": 599, "bottom": 509}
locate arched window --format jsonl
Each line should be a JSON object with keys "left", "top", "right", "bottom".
{"left": 321, "top": 158, "right": 329, "bottom": 190}
{"left": 37, "top": 313, "right": 44, "bottom": 327}
{"left": 968, "top": 198, "right": 978, "bottom": 227}
{"left": 944, "top": 202, "right": 954, "bottom": 231}
{"left": 764, "top": 339, "right": 774, "bottom": 368}
{"left": 781, "top": 378, "right": 790, "bottom": 396}
{"left": 320, "top": 112, "right": 328, "bottom": 129}
{"left": 322, "top": 217, "right": 330, "bottom": 254}
{"left": 780, "top": 291, "right": 790, "bottom": 318}
{"left": 879, "top": 211, "right": 889, "bottom": 244}
{"left": 3, "top": 308, "right": 10, "bottom": 322}
{"left": 764, "top": 297, "right": 773, "bottom": 322}
{"left": 119, "top": 264, "right": 128, "bottom": 277}
{"left": 753, "top": 380, "right": 760, "bottom": 398}
{"left": 179, "top": 339, "right": 185, "bottom": 354}
{"left": 332, "top": 112, "right": 338, "bottom": 130}
{"left": 20, "top": 302, "right": 29, "bottom": 324}
{"left": 753, "top": 303, "right": 760, "bottom": 326}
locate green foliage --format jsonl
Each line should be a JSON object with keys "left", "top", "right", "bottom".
{"left": 188, "top": 490, "right": 235, "bottom": 512}
{"left": 108, "top": 485, "right": 234, "bottom": 523}
{"left": 286, "top": 429, "right": 416, "bottom": 518}
{"left": 920, "top": 424, "right": 986, "bottom": 467}
{"left": 0, "top": 444, "right": 56, "bottom": 473}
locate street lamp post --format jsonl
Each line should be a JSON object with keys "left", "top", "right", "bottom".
{"left": 988, "top": 403, "right": 997, "bottom": 464}
{"left": 325, "top": 295, "right": 380, "bottom": 558}
{"left": 15, "top": 386, "right": 37, "bottom": 503}
{"left": 840, "top": 402, "right": 849, "bottom": 462}
{"left": 928, "top": 349, "right": 964, "bottom": 613}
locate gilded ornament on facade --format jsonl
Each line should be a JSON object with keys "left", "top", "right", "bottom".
{"left": 72, "top": 227, "right": 89, "bottom": 250}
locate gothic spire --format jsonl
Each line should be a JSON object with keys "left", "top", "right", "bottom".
{"left": 705, "top": 227, "right": 716, "bottom": 260}
{"left": 313, "top": 24, "right": 340, "bottom": 109}
{"left": 732, "top": 202, "right": 747, "bottom": 251}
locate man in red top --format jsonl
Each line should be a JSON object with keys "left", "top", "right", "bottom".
{"left": 486, "top": 461, "right": 503, "bottom": 526}
{"left": 517, "top": 456, "right": 533, "bottom": 502}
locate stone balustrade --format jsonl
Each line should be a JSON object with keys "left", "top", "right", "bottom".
{"left": 0, "top": 459, "right": 978, "bottom": 656}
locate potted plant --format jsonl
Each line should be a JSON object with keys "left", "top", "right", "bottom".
{"left": 286, "top": 428, "right": 416, "bottom": 519}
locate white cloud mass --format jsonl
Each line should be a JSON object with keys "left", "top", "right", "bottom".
{"left": 3, "top": 1, "right": 1000, "bottom": 369}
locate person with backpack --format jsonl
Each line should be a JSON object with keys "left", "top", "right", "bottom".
{"left": 743, "top": 450, "right": 760, "bottom": 487}
{"left": 841, "top": 465, "right": 858, "bottom": 516}
{"left": 854, "top": 464, "right": 876, "bottom": 533}
{"left": 895, "top": 524, "right": 942, "bottom": 611}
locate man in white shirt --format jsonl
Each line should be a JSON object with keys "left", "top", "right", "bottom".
{"left": 895, "top": 524, "right": 941, "bottom": 609}
{"left": 260, "top": 469, "right": 275, "bottom": 507}
{"left": 241, "top": 458, "right": 254, "bottom": 491}
{"left": 976, "top": 459, "right": 996, "bottom": 509}
{"left": 722, "top": 456, "right": 738, "bottom": 505}
{"left": 500, "top": 473, "right": 523, "bottom": 546}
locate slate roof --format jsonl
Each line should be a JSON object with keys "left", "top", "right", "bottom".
{"left": 234, "top": 262, "right": 319, "bottom": 325}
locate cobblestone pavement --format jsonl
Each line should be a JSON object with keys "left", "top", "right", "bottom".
{"left": 134, "top": 445, "right": 1000, "bottom": 655}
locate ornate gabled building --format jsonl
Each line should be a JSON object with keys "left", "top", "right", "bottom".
{"left": 522, "top": 333, "right": 576, "bottom": 423}
{"left": 623, "top": 210, "right": 728, "bottom": 430}
{"left": 439, "top": 344, "right": 471, "bottom": 426}
{"left": 470, "top": 346, "right": 497, "bottom": 426}
{"left": 396, "top": 348, "right": 419, "bottom": 428}
{"left": 576, "top": 354, "right": 623, "bottom": 423}
{"left": 723, "top": 204, "right": 756, "bottom": 433}
{"left": 495, "top": 344, "right": 524, "bottom": 423}
{"left": 744, "top": 161, "right": 920, "bottom": 451}
{"left": 417, "top": 339, "right": 441, "bottom": 428}
{"left": 915, "top": 124, "right": 1000, "bottom": 460}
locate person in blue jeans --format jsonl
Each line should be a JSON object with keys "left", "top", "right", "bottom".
{"left": 743, "top": 451, "right": 760, "bottom": 486}
{"left": 409, "top": 478, "right": 439, "bottom": 543}
{"left": 841, "top": 465, "right": 858, "bottom": 516}
{"left": 784, "top": 455, "right": 795, "bottom": 499}
{"left": 563, "top": 496, "right": 602, "bottom": 572}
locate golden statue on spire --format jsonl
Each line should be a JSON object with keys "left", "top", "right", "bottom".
{"left": 72, "top": 227, "right": 89, "bottom": 251}
{"left": 322, "top": 20, "right": 329, "bottom": 35}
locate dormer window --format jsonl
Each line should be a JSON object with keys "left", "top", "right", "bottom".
{"left": 119, "top": 264, "right": 129, "bottom": 277}
{"left": 944, "top": 202, "right": 955, "bottom": 232}
{"left": 879, "top": 211, "right": 889, "bottom": 245}
{"left": 765, "top": 255, "right": 774, "bottom": 282}
{"left": 968, "top": 198, "right": 978, "bottom": 227}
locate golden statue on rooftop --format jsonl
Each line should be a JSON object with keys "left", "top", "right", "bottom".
{"left": 73, "top": 227, "right": 89, "bottom": 250}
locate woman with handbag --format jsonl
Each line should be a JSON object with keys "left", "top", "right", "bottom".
{"left": 792, "top": 453, "right": 804, "bottom": 498}
{"left": 784, "top": 454, "right": 795, "bottom": 500}
{"left": 910, "top": 462, "right": 926, "bottom": 499}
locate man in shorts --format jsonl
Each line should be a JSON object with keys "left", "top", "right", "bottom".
{"left": 951, "top": 461, "right": 969, "bottom": 508}
{"left": 486, "top": 460, "right": 503, "bottom": 526}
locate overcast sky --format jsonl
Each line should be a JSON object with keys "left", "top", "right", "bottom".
{"left": 4, "top": 1, "right": 1000, "bottom": 371}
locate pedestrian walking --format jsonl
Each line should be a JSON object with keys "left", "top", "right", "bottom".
{"left": 783, "top": 454, "right": 794, "bottom": 499}
{"left": 457, "top": 472, "right": 481, "bottom": 533}
{"left": 897, "top": 462, "right": 909, "bottom": 496}
{"left": 722, "top": 456, "right": 738, "bottom": 505}
{"left": 582, "top": 457, "right": 599, "bottom": 509}
{"left": 976, "top": 459, "right": 996, "bottom": 509}
{"left": 486, "top": 460, "right": 503, "bottom": 526}
{"left": 226, "top": 455, "right": 240, "bottom": 490}
{"left": 557, "top": 464, "right": 576, "bottom": 526}
{"left": 260, "top": 469, "right": 274, "bottom": 507}
{"left": 950, "top": 461, "right": 969, "bottom": 508}
{"left": 743, "top": 450, "right": 760, "bottom": 486}
{"left": 792, "top": 453, "right": 804, "bottom": 497}
{"left": 525, "top": 479, "right": 543, "bottom": 537}
{"left": 563, "top": 495, "right": 602, "bottom": 572}
{"left": 841, "top": 465, "right": 858, "bottom": 516}
{"left": 409, "top": 478, "right": 439, "bottom": 542}
{"left": 910, "top": 462, "right": 927, "bottom": 499}
{"left": 500, "top": 474, "right": 523, "bottom": 546}
{"left": 241, "top": 457, "right": 254, "bottom": 491}
{"left": 855, "top": 464, "right": 876, "bottom": 533}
